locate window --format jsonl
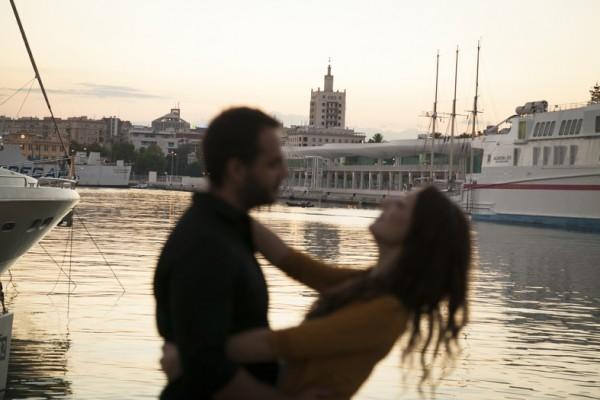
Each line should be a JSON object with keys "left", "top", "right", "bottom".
{"left": 553, "top": 146, "right": 566, "bottom": 165}
{"left": 532, "top": 147, "right": 540, "bottom": 166}
{"left": 596, "top": 115, "right": 600, "bottom": 133}
{"left": 575, "top": 119, "right": 582, "bottom": 134}
{"left": 513, "top": 148, "right": 521, "bottom": 166}
{"left": 549, "top": 121, "right": 556, "bottom": 136}
{"left": 559, "top": 120, "right": 566, "bottom": 135}
{"left": 569, "top": 119, "right": 577, "bottom": 135}
{"left": 1, "top": 222, "right": 16, "bottom": 232}
{"left": 569, "top": 145, "right": 578, "bottom": 165}
{"left": 534, "top": 122, "right": 541, "bottom": 137}
{"left": 544, "top": 122, "right": 552, "bottom": 136}
{"left": 564, "top": 120, "right": 572, "bottom": 136}
{"left": 542, "top": 147, "right": 551, "bottom": 166}
{"left": 487, "top": 154, "right": 492, "bottom": 163}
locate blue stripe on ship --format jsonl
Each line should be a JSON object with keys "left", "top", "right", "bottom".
{"left": 472, "top": 213, "right": 600, "bottom": 233}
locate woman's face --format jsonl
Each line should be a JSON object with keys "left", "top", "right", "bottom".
{"left": 369, "top": 191, "right": 418, "bottom": 246}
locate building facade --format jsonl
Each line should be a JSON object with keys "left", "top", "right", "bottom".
{"left": 284, "top": 126, "right": 365, "bottom": 147}
{"left": 1, "top": 132, "right": 66, "bottom": 161}
{"left": 309, "top": 64, "right": 346, "bottom": 128}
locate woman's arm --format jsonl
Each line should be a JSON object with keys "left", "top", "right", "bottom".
{"left": 252, "top": 219, "right": 365, "bottom": 292}
{"left": 226, "top": 328, "right": 276, "bottom": 363}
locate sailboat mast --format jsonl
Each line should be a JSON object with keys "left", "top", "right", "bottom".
{"left": 469, "top": 41, "right": 481, "bottom": 177}
{"left": 430, "top": 51, "right": 440, "bottom": 182}
{"left": 449, "top": 46, "right": 459, "bottom": 185}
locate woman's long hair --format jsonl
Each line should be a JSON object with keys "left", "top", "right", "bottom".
{"left": 307, "top": 185, "right": 472, "bottom": 380}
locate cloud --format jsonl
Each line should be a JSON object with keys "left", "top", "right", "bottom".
{"left": 0, "top": 82, "right": 166, "bottom": 100}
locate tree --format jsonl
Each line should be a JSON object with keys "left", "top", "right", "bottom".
{"left": 135, "top": 144, "right": 166, "bottom": 175}
{"left": 110, "top": 142, "right": 136, "bottom": 163}
{"left": 368, "top": 133, "right": 384, "bottom": 143}
{"left": 591, "top": 82, "right": 600, "bottom": 104}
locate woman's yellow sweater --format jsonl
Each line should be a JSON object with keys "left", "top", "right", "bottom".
{"left": 269, "top": 250, "right": 408, "bottom": 400}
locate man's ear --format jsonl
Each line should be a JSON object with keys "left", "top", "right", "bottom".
{"left": 224, "top": 158, "right": 247, "bottom": 186}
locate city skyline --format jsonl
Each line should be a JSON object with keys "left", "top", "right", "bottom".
{"left": 1, "top": 0, "right": 599, "bottom": 139}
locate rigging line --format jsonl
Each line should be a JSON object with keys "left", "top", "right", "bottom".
{"left": 0, "top": 76, "right": 36, "bottom": 106}
{"left": 40, "top": 242, "right": 78, "bottom": 292}
{"left": 15, "top": 78, "right": 36, "bottom": 118}
{"left": 68, "top": 215, "right": 74, "bottom": 319}
{"left": 9, "top": 0, "right": 70, "bottom": 160}
{"left": 74, "top": 212, "right": 126, "bottom": 292}
{"left": 48, "top": 226, "right": 75, "bottom": 294}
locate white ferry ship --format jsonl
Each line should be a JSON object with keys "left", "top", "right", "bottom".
{"left": 0, "top": 144, "right": 132, "bottom": 187}
{"left": 463, "top": 100, "right": 600, "bottom": 230}
{"left": 282, "top": 100, "right": 600, "bottom": 231}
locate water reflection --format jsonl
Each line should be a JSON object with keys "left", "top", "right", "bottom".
{"left": 302, "top": 221, "right": 341, "bottom": 261}
{"left": 4, "top": 189, "right": 599, "bottom": 399}
{"left": 6, "top": 336, "right": 72, "bottom": 399}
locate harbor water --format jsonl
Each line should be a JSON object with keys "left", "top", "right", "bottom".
{"left": 5, "top": 188, "right": 600, "bottom": 399}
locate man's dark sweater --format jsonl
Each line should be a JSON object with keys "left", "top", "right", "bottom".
{"left": 154, "top": 192, "right": 278, "bottom": 399}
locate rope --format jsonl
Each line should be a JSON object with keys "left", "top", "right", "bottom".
{"left": 40, "top": 241, "right": 78, "bottom": 291}
{"left": 15, "top": 78, "right": 36, "bottom": 118}
{"left": 74, "top": 211, "right": 126, "bottom": 292}
{"left": 0, "top": 76, "right": 36, "bottom": 106}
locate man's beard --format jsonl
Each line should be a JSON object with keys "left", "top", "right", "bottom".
{"left": 239, "top": 173, "right": 278, "bottom": 209}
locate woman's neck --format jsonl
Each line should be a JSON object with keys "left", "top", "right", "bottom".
{"left": 372, "top": 244, "right": 402, "bottom": 278}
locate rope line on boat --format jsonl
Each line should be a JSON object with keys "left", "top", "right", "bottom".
{"left": 15, "top": 77, "right": 36, "bottom": 118}
{"left": 74, "top": 211, "right": 126, "bottom": 292}
{"left": 0, "top": 76, "right": 36, "bottom": 106}
{"left": 41, "top": 240, "right": 78, "bottom": 293}
{"left": 47, "top": 223, "right": 74, "bottom": 294}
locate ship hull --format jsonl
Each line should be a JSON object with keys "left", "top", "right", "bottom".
{"left": 463, "top": 167, "right": 600, "bottom": 231}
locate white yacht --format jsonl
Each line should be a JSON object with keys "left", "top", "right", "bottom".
{"left": 462, "top": 100, "right": 600, "bottom": 230}
{"left": 0, "top": 167, "right": 80, "bottom": 274}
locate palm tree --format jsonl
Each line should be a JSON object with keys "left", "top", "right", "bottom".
{"left": 368, "top": 133, "right": 384, "bottom": 143}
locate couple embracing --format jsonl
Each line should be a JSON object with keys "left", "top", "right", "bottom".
{"left": 153, "top": 108, "right": 472, "bottom": 399}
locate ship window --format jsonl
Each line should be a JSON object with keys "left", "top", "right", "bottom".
{"left": 542, "top": 147, "right": 551, "bottom": 166}
{"left": 559, "top": 120, "right": 566, "bottom": 135}
{"left": 564, "top": 120, "right": 572, "bottom": 136}
{"left": 1, "top": 222, "right": 16, "bottom": 232}
{"left": 27, "top": 219, "right": 41, "bottom": 232}
{"left": 569, "top": 145, "right": 578, "bottom": 165}
{"left": 553, "top": 146, "right": 566, "bottom": 165}
{"left": 544, "top": 122, "right": 552, "bottom": 136}
{"left": 533, "top": 122, "right": 541, "bottom": 137}
{"left": 532, "top": 147, "right": 540, "bottom": 166}
{"left": 569, "top": 119, "right": 577, "bottom": 135}
{"left": 596, "top": 116, "right": 600, "bottom": 133}
{"left": 487, "top": 154, "right": 491, "bottom": 163}
{"left": 513, "top": 148, "right": 521, "bottom": 166}
{"left": 575, "top": 119, "right": 582, "bottom": 134}
{"left": 549, "top": 121, "right": 556, "bottom": 135}
{"left": 40, "top": 217, "right": 54, "bottom": 228}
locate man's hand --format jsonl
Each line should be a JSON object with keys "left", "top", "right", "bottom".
{"left": 160, "top": 341, "right": 182, "bottom": 382}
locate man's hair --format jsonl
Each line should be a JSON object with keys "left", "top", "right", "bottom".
{"left": 202, "top": 107, "right": 281, "bottom": 187}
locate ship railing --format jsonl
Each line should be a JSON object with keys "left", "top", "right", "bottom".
{"left": 549, "top": 101, "right": 591, "bottom": 112}
{"left": 37, "top": 176, "right": 77, "bottom": 189}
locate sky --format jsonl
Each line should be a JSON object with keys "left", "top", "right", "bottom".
{"left": 1, "top": 0, "right": 599, "bottom": 140}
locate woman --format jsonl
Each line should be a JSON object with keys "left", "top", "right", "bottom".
{"left": 164, "top": 186, "right": 472, "bottom": 399}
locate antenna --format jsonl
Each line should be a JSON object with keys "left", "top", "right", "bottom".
{"left": 430, "top": 50, "right": 440, "bottom": 181}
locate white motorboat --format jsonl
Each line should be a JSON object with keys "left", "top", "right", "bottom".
{"left": 0, "top": 167, "right": 80, "bottom": 274}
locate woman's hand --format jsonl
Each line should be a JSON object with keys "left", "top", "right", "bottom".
{"left": 252, "top": 219, "right": 290, "bottom": 266}
{"left": 226, "top": 328, "right": 276, "bottom": 363}
{"left": 160, "top": 341, "right": 182, "bottom": 382}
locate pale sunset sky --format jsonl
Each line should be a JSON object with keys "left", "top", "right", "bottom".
{"left": 1, "top": 0, "right": 598, "bottom": 139}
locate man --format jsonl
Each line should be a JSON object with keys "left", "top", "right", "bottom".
{"left": 154, "top": 107, "right": 296, "bottom": 399}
